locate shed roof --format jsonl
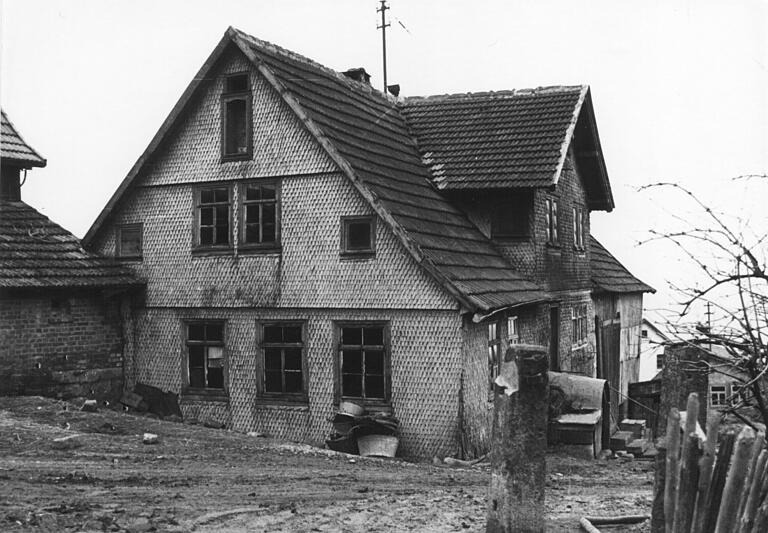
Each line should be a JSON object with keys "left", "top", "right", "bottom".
{"left": 0, "top": 200, "right": 140, "bottom": 289}
{"left": 401, "top": 88, "right": 614, "bottom": 211}
{"left": 590, "top": 235, "right": 654, "bottom": 294}
{"left": 85, "top": 27, "right": 553, "bottom": 313}
{"left": 1, "top": 111, "right": 46, "bottom": 168}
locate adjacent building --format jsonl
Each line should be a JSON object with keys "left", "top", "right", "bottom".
{"left": 0, "top": 110, "right": 140, "bottom": 401}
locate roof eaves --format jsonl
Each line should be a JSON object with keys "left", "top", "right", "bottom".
{"left": 551, "top": 85, "right": 588, "bottom": 187}
{"left": 82, "top": 28, "right": 238, "bottom": 247}
{"left": 1, "top": 110, "right": 47, "bottom": 168}
{"left": 229, "top": 31, "right": 482, "bottom": 314}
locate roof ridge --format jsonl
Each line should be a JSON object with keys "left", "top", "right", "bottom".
{"left": 403, "top": 85, "right": 587, "bottom": 103}
{"left": 229, "top": 27, "right": 400, "bottom": 106}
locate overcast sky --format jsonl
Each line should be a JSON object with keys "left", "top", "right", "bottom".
{"left": 1, "top": 0, "right": 766, "bottom": 319}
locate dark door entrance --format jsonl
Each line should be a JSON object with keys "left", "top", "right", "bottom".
{"left": 596, "top": 317, "right": 621, "bottom": 431}
{"left": 549, "top": 307, "right": 560, "bottom": 372}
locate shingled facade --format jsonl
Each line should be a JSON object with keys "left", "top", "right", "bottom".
{"left": 0, "top": 111, "right": 140, "bottom": 401}
{"left": 83, "top": 28, "right": 651, "bottom": 457}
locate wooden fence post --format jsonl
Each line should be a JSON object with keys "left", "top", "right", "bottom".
{"left": 487, "top": 344, "right": 548, "bottom": 533}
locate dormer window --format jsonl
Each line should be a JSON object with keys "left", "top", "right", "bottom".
{"left": 491, "top": 191, "right": 532, "bottom": 239}
{"left": 221, "top": 73, "right": 251, "bottom": 161}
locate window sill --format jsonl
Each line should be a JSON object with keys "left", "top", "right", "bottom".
{"left": 181, "top": 389, "right": 229, "bottom": 403}
{"left": 220, "top": 153, "right": 252, "bottom": 163}
{"left": 256, "top": 398, "right": 310, "bottom": 410}
{"left": 340, "top": 251, "right": 376, "bottom": 261}
{"left": 191, "top": 247, "right": 234, "bottom": 257}
{"left": 238, "top": 245, "right": 282, "bottom": 255}
{"left": 338, "top": 400, "right": 391, "bottom": 414}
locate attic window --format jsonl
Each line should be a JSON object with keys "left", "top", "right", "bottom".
{"left": 572, "top": 205, "right": 586, "bottom": 251}
{"left": 545, "top": 197, "right": 559, "bottom": 246}
{"left": 341, "top": 216, "right": 376, "bottom": 257}
{"left": 221, "top": 73, "right": 251, "bottom": 160}
{"left": 117, "top": 223, "right": 143, "bottom": 260}
{"left": 491, "top": 191, "right": 532, "bottom": 239}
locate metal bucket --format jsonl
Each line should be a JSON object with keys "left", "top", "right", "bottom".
{"left": 357, "top": 435, "right": 399, "bottom": 457}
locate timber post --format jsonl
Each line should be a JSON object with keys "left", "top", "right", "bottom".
{"left": 487, "top": 344, "right": 549, "bottom": 533}
{"left": 651, "top": 344, "right": 709, "bottom": 533}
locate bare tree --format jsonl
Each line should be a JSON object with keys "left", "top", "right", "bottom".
{"left": 640, "top": 176, "right": 768, "bottom": 427}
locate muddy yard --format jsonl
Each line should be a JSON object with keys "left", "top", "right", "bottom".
{"left": 0, "top": 397, "right": 652, "bottom": 532}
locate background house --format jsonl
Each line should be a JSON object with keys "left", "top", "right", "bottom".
{"left": 638, "top": 318, "right": 669, "bottom": 382}
{"left": 82, "top": 28, "right": 650, "bottom": 458}
{"left": 0, "top": 110, "right": 140, "bottom": 401}
{"left": 589, "top": 235, "right": 654, "bottom": 424}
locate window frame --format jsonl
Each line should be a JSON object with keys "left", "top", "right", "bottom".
{"left": 571, "top": 304, "right": 589, "bottom": 348}
{"left": 116, "top": 223, "right": 143, "bottom": 260}
{"left": 193, "top": 185, "right": 233, "bottom": 252}
{"left": 239, "top": 180, "right": 281, "bottom": 251}
{"left": 335, "top": 321, "right": 391, "bottom": 406}
{"left": 340, "top": 216, "right": 376, "bottom": 258}
{"left": 572, "top": 204, "right": 586, "bottom": 251}
{"left": 183, "top": 320, "right": 228, "bottom": 399}
{"left": 488, "top": 320, "right": 502, "bottom": 398}
{"left": 710, "top": 385, "right": 727, "bottom": 407}
{"left": 258, "top": 320, "right": 308, "bottom": 402}
{"left": 507, "top": 316, "right": 520, "bottom": 345}
{"left": 545, "top": 196, "right": 560, "bottom": 246}
{"left": 220, "top": 72, "right": 252, "bottom": 162}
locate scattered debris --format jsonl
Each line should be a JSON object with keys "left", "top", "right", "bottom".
{"left": 80, "top": 400, "right": 98, "bottom": 412}
{"left": 52, "top": 434, "right": 84, "bottom": 450}
{"left": 247, "top": 431, "right": 268, "bottom": 438}
{"left": 142, "top": 433, "right": 159, "bottom": 445}
{"left": 326, "top": 407, "right": 400, "bottom": 457}
{"left": 202, "top": 418, "right": 226, "bottom": 429}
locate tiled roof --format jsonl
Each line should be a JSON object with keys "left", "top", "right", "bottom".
{"left": 1, "top": 111, "right": 46, "bottom": 168}
{"left": 231, "top": 30, "right": 551, "bottom": 312}
{"left": 0, "top": 200, "right": 140, "bottom": 289}
{"left": 590, "top": 235, "right": 654, "bottom": 294}
{"left": 402, "top": 88, "right": 585, "bottom": 189}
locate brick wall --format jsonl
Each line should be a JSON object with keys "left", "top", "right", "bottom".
{"left": 0, "top": 292, "right": 125, "bottom": 401}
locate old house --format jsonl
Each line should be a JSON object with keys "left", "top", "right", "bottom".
{"left": 82, "top": 28, "right": 649, "bottom": 458}
{"left": 639, "top": 318, "right": 669, "bottom": 381}
{"left": 589, "top": 236, "right": 654, "bottom": 424}
{"left": 0, "top": 110, "right": 139, "bottom": 401}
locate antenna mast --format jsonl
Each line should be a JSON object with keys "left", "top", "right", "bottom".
{"left": 377, "top": 0, "right": 390, "bottom": 94}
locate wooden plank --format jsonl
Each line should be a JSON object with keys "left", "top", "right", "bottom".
{"left": 691, "top": 411, "right": 721, "bottom": 533}
{"left": 702, "top": 432, "right": 736, "bottom": 533}
{"left": 672, "top": 393, "right": 701, "bottom": 533}
{"left": 664, "top": 408, "right": 681, "bottom": 533}
{"left": 735, "top": 432, "right": 766, "bottom": 532}
{"left": 714, "top": 426, "right": 757, "bottom": 533}
{"left": 738, "top": 450, "right": 767, "bottom": 533}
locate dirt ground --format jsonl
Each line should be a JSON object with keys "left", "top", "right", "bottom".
{"left": 0, "top": 397, "right": 653, "bottom": 532}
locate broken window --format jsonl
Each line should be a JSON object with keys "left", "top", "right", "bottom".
{"left": 241, "top": 182, "right": 279, "bottom": 247}
{"left": 262, "top": 323, "right": 305, "bottom": 398}
{"left": 491, "top": 191, "right": 532, "bottom": 239}
{"left": 221, "top": 73, "right": 251, "bottom": 160}
{"left": 339, "top": 324, "right": 388, "bottom": 401}
{"left": 341, "top": 216, "right": 376, "bottom": 256}
{"left": 196, "top": 187, "right": 231, "bottom": 248}
{"left": 572, "top": 205, "right": 586, "bottom": 251}
{"left": 488, "top": 321, "right": 501, "bottom": 394}
{"left": 571, "top": 304, "right": 588, "bottom": 346}
{"left": 116, "top": 223, "right": 143, "bottom": 259}
{"left": 710, "top": 385, "right": 727, "bottom": 407}
{"left": 186, "top": 322, "right": 225, "bottom": 390}
{"left": 545, "top": 197, "right": 559, "bottom": 246}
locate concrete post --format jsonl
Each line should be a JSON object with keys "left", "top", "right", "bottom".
{"left": 651, "top": 344, "right": 709, "bottom": 533}
{"left": 487, "top": 344, "right": 549, "bottom": 533}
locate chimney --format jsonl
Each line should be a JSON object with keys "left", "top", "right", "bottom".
{"left": 342, "top": 67, "right": 371, "bottom": 85}
{"left": 386, "top": 84, "right": 400, "bottom": 97}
